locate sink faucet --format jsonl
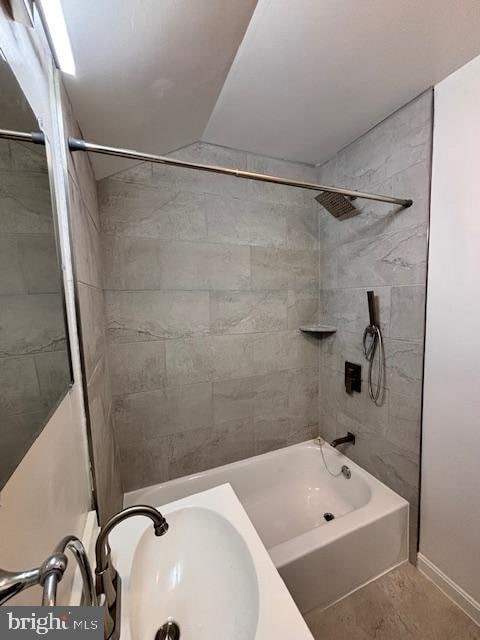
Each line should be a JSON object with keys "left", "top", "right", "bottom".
{"left": 330, "top": 431, "right": 356, "bottom": 448}
{"left": 0, "top": 505, "right": 168, "bottom": 640}
{"left": 95, "top": 505, "right": 169, "bottom": 640}
{"left": 0, "top": 535, "right": 95, "bottom": 606}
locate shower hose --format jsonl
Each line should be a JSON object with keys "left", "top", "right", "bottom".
{"left": 363, "top": 324, "right": 384, "bottom": 405}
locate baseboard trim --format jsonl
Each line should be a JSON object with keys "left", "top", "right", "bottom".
{"left": 417, "top": 553, "right": 480, "bottom": 627}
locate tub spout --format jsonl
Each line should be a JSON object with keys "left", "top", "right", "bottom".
{"left": 330, "top": 432, "right": 355, "bottom": 448}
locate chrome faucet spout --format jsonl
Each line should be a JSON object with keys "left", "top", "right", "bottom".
{"left": 0, "top": 567, "right": 41, "bottom": 605}
{"left": 95, "top": 505, "right": 168, "bottom": 574}
{"left": 41, "top": 536, "right": 97, "bottom": 606}
{"left": 330, "top": 432, "right": 356, "bottom": 448}
{"left": 0, "top": 535, "right": 94, "bottom": 607}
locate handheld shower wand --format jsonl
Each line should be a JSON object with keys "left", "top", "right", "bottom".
{"left": 363, "top": 291, "right": 384, "bottom": 405}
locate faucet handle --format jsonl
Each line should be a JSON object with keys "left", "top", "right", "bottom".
{"left": 39, "top": 552, "right": 69, "bottom": 606}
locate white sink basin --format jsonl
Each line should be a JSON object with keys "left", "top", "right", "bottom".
{"left": 129, "top": 507, "right": 259, "bottom": 639}
{"left": 108, "top": 484, "right": 313, "bottom": 640}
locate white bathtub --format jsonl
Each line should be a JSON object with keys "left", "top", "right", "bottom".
{"left": 125, "top": 439, "right": 409, "bottom": 612}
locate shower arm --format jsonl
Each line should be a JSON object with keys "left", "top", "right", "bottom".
{"left": 0, "top": 128, "right": 413, "bottom": 208}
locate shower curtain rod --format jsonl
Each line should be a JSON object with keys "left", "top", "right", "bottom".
{"left": 0, "top": 128, "right": 413, "bottom": 208}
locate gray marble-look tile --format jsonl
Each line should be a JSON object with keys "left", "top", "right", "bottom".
{"left": 109, "top": 340, "right": 166, "bottom": 396}
{"left": 251, "top": 330, "right": 318, "bottom": 375}
{"left": 167, "top": 417, "right": 257, "bottom": 480}
{"left": 109, "top": 161, "right": 154, "bottom": 187}
{"left": 165, "top": 427, "right": 212, "bottom": 481}
{"left": 34, "top": 350, "right": 71, "bottom": 406}
{"left": 18, "top": 234, "right": 61, "bottom": 293}
{"left": 336, "top": 117, "right": 394, "bottom": 192}
{"left": 77, "top": 284, "right": 106, "bottom": 382}
{"left": 253, "top": 370, "right": 291, "bottom": 417}
{"left": 253, "top": 415, "right": 317, "bottom": 455}
{"left": 319, "top": 413, "right": 338, "bottom": 444}
{"left": 211, "top": 290, "right": 287, "bottom": 334}
{"left": 151, "top": 144, "right": 248, "bottom": 199}
{"left": 0, "top": 170, "right": 53, "bottom": 234}
{"left": 119, "top": 437, "right": 169, "bottom": 492}
{"left": 98, "top": 178, "right": 207, "bottom": 242}
{"left": 0, "top": 237, "right": 24, "bottom": 294}
{"left": 0, "top": 293, "right": 66, "bottom": 357}
{"left": 0, "top": 355, "right": 43, "bottom": 415}
{"left": 319, "top": 240, "right": 338, "bottom": 290}
{"left": 286, "top": 205, "right": 319, "bottom": 250}
{"left": 94, "top": 408, "right": 124, "bottom": 523}
{"left": 105, "top": 290, "right": 210, "bottom": 343}
{"left": 213, "top": 368, "right": 318, "bottom": 426}
{"left": 318, "top": 211, "right": 339, "bottom": 289}
{"left": 334, "top": 371, "right": 389, "bottom": 438}
{"left": 321, "top": 286, "right": 391, "bottom": 336}
{"left": 159, "top": 240, "right": 251, "bottom": 291}
{"left": 351, "top": 430, "right": 419, "bottom": 507}
{"left": 208, "top": 417, "right": 256, "bottom": 469}
{"left": 87, "top": 356, "right": 123, "bottom": 521}
{"left": 213, "top": 376, "right": 258, "bottom": 423}
{"left": 338, "top": 224, "right": 428, "bottom": 288}
{"left": 1, "top": 410, "right": 47, "bottom": 487}
{"left": 387, "top": 391, "right": 422, "bottom": 455}
{"left": 103, "top": 235, "right": 250, "bottom": 291}
{"left": 316, "top": 155, "right": 338, "bottom": 186}
{"left": 213, "top": 371, "right": 290, "bottom": 424}
{"left": 86, "top": 354, "right": 110, "bottom": 425}
{"left": 10, "top": 141, "right": 48, "bottom": 173}
{"left": 251, "top": 247, "right": 318, "bottom": 291}
{"left": 253, "top": 416, "right": 290, "bottom": 454}
{"left": 102, "top": 234, "right": 163, "bottom": 290}
{"left": 287, "top": 422, "right": 319, "bottom": 446}
{"left": 288, "top": 368, "right": 319, "bottom": 423}
{"left": 388, "top": 160, "right": 431, "bottom": 232}
{"left": 207, "top": 196, "right": 287, "bottom": 249}
{"left": 114, "top": 382, "right": 213, "bottom": 446}
{"left": 67, "top": 146, "right": 100, "bottom": 230}
{"left": 250, "top": 247, "right": 288, "bottom": 289}
{"left": 0, "top": 140, "right": 10, "bottom": 170}
{"left": 390, "top": 285, "right": 426, "bottom": 341}
{"left": 287, "top": 289, "right": 319, "bottom": 329}
{"left": 384, "top": 339, "right": 424, "bottom": 398}
{"left": 70, "top": 179, "right": 103, "bottom": 289}
{"left": 245, "top": 153, "right": 316, "bottom": 207}
{"left": 319, "top": 332, "right": 340, "bottom": 372}
{"left": 165, "top": 334, "right": 254, "bottom": 387}
{"left": 389, "top": 90, "right": 433, "bottom": 177}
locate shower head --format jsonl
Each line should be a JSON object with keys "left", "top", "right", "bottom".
{"left": 315, "top": 191, "right": 360, "bottom": 220}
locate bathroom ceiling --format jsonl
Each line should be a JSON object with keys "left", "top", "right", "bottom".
{"left": 61, "top": 0, "right": 480, "bottom": 177}
{"left": 59, "top": 0, "right": 258, "bottom": 178}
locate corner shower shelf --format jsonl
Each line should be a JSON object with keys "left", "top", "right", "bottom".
{"left": 299, "top": 325, "right": 337, "bottom": 334}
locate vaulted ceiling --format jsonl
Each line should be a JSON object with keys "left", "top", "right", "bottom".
{"left": 61, "top": 0, "right": 480, "bottom": 178}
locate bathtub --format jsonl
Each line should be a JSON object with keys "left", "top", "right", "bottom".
{"left": 124, "top": 439, "right": 409, "bottom": 613}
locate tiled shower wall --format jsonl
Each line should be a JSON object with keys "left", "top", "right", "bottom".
{"left": 317, "top": 91, "right": 432, "bottom": 560}
{"left": 0, "top": 140, "right": 69, "bottom": 486}
{"left": 60, "top": 85, "right": 123, "bottom": 522}
{"left": 98, "top": 144, "right": 320, "bottom": 491}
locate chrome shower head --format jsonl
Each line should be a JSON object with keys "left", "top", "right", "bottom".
{"left": 315, "top": 191, "right": 360, "bottom": 220}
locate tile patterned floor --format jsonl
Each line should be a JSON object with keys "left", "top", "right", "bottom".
{"left": 305, "top": 564, "right": 480, "bottom": 640}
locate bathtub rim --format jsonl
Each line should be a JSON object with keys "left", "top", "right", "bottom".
{"left": 126, "top": 438, "right": 408, "bottom": 500}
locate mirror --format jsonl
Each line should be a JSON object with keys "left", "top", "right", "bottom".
{"left": 0, "top": 58, "right": 72, "bottom": 488}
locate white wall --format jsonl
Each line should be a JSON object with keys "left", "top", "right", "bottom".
{"left": 419, "top": 54, "right": 480, "bottom": 620}
{"left": 0, "top": 7, "right": 91, "bottom": 604}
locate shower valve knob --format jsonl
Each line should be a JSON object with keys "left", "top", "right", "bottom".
{"left": 345, "top": 362, "right": 361, "bottom": 394}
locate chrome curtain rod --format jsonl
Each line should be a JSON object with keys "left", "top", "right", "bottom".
{"left": 0, "top": 128, "right": 413, "bottom": 208}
